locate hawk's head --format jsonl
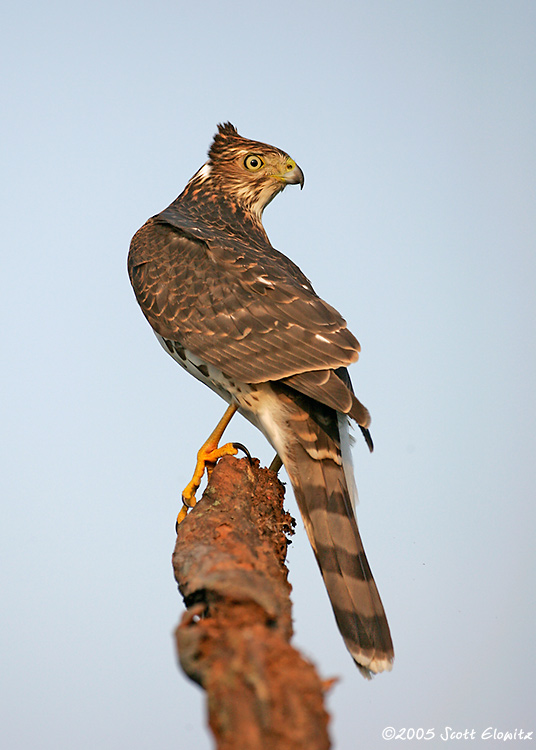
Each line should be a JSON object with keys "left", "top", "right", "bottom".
{"left": 188, "top": 123, "right": 304, "bottom": 220}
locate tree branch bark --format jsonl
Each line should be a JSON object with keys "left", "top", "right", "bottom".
{"left": 172, "top": 455, "right": 331, "bottom": 750}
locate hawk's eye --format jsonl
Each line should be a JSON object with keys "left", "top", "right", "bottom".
{"left": 244, "top": 154, "right": 264, "bottom": 172}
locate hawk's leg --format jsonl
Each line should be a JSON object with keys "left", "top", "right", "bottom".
{"left": 268, "top": 454, "right": 283, "bottom": 474}
{"left": 177, "top": 404, "right": 239, "bottom": 525}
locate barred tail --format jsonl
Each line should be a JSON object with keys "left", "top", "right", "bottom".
{"left": 282, "top": 398, "right": 394, "bottom": 677}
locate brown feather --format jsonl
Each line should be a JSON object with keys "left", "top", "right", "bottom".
{"left": 275, "top": 389, "right": 393, "bottom": 676}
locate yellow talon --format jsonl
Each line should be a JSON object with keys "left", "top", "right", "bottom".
{"left": 176, "top": 504, "right": 189, "bottom": 526}
{"left": 177, "top": 404, "right": 238, "bottom": 527}
{"left": 181, "top": 442, "right": 238, "bottom": 503}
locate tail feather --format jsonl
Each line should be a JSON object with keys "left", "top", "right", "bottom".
{"left": 278, "top": 391, "right": 394, "bottom": 676}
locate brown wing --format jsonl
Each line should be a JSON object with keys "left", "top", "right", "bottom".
{"left": 128, "top": 217, "right": 361, "bottom": 386}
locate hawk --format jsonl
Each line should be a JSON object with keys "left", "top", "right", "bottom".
{"left": 128, "top": 123, "right": 394, "bottom": 676}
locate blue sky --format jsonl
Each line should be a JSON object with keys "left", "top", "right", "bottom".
{"left": 2, "top": 2, "right": 535, "bottom": 748}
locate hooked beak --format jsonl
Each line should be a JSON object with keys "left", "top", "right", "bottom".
{"left": 273, "top": 158, "right": 305, "bottom": 189}
{"left": 282, "top": 160, "right": 305, "bottom": 189}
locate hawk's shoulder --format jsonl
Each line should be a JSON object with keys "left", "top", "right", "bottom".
{"left": 128, "top": 207, "right": 361, "bottom": 385}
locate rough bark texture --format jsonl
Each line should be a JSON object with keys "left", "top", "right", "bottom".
{"left": 172, "top": 455, "right": 331, "bottom": 750}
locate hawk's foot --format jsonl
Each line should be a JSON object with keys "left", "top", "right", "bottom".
{"left": 182, "top": 441, "right": 238, "bottom": 502}
{"left": 177, "top": 442, "right": 248, "bottom": 526}
{"left": 177, "top": 404, "right": 240, "bottom": 527}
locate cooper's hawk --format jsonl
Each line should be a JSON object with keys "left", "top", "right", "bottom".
{"left": 128, "top": 123, "right": 394, "bottom": 676}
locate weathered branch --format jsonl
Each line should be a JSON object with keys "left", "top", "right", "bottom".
{"left": 172, "top": 455, "right": 331, "bottom": 750}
